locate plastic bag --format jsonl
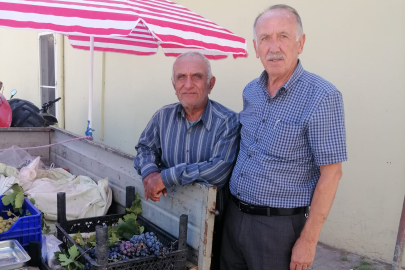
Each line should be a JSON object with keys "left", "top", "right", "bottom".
{"left": 0, "top": 145, "right": 46, "bottom": 169}
{"left": 19, "top": 156, "right": 40, "bottom": 182}
{"left": 42, "top": 234, "right": 64, "bottom": 269}
{"left": 0, "top": 175, "right": 16, "bottom": 195}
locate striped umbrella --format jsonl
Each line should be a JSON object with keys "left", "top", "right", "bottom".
{"left": 0, "top": 0, "right": 247, "bottom": 135}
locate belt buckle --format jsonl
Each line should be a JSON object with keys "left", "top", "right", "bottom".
{"left": 238, "top": 200, "right": 248, "bottom": 211}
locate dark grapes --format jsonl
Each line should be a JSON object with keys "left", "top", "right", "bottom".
{"left": 83, "top": 231, "right": 173, "bottom": 265}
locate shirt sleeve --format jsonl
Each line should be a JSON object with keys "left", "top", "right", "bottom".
{"left": 160, "top": 113, "right": 240, "bottom": 189}
{"left": 308, "top": 91, "right": 348, "bottom": 166}
{"left": 133, "top": 112, "right": 162, "bottom": 180}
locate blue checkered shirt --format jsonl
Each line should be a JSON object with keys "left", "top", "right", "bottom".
{"left": 230, "top": 61, "right": 347, "bottom": 208}
{"left": 134, "top": 100, "right": 240, "bottom": 189}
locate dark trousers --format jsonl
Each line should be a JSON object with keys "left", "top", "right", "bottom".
{"left": 220, "top": 197, "right": 307, "bottom": 270}
{"left": 211, "top": 183, "right": 231, "bottom": 270}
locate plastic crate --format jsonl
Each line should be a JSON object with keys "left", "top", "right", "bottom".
{"left": 55, "top": 187, "right": 188, "bottom": 270}
{"left": 0, "top": 195, "right": 42, "bottom": 247}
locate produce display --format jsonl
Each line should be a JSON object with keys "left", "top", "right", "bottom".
{"left": 56, "top": 193, "right": 177, "bottom": 270}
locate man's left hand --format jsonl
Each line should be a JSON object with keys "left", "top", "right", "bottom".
{"left": 290, "top": 237, "right": 316, "bottom": 270}
{"left": 144, "top": 173, "right": 167, "bottom": 202}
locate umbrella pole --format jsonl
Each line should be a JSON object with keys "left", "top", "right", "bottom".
{"left": 86, "top": 36, "right": 95, "bottom": 137}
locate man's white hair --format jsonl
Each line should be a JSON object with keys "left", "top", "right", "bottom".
{"left": 171, "top": 52, "right": 213, "bottom": 84}
{"left": 253, "top": 4, "right": 304, "bottom": 42}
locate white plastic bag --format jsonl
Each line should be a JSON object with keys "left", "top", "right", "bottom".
{"left": 19, "top": 156, "right": 40, "bottom": 182}
{"left": 42, "top": 234, "right": 64, "bottom": 269}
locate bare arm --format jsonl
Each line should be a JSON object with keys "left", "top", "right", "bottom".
{"left": 290, "top": 162, "right": 342, "bottom": 270}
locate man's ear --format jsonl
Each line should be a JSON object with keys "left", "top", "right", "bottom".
{"left": 298, "top": 34, "right": 306, "bottom": 54}
{"left": 208, "top": 76, "right": 216, "bottom": 94}
{"left": 253, "top": 39, "right": 259, "bottom": 58}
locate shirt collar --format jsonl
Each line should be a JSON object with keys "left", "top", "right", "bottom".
{"left": 257, "top": 59, "right": 304, "bottom": 94}
{"left": 176, "top": 100, "right": 213, "bottom": 131}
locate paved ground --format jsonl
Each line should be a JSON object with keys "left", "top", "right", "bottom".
{"left": 312, "top": 243, "right": 393, "bottom": 270}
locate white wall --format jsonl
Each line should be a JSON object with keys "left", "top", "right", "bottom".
{"left": 1, "top": 0, "right": 405, "bottom": 265}
{"left": 0, "top": 29, "right": 40, "bottom": 105}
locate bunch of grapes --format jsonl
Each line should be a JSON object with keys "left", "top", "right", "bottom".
{"left": 130, "top": 232, "right": 170, "bottom": 257}
{"left": 82, "top": 231, "right": 173, "bottom": 269}
{"left": 0, "top": 211, "right": 19, "bottom": 234}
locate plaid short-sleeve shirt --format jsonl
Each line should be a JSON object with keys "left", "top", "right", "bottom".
{"left": 230, "top": 61, "right": 347, "bottom": 208}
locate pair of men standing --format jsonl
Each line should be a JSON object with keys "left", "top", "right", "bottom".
{"left": 134, "top": 4, "right": 347, "bottom": 270}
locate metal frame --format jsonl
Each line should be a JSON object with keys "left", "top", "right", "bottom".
{"left": 38, "top": 32, "right": 58, "bottom": 120}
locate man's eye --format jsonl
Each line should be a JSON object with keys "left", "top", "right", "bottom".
{"left": 193, "top": 74, "right": 202, "bottom": 79}
{"left": 177, "top": 75, "right": 185, "bottom": 80}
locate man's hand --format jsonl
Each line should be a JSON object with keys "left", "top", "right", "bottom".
{"left": 290, "top": 237, "right": 316, "bottom": 270}
{"left": 290, "top": 162, "right": 342, "bottom": 270}
{"left": 143, "top": 172, "right": 167, "bottom": 202}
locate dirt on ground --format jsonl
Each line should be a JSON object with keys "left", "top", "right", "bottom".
{"left": 312, "top": 243, "right": 394, "bottom": 270}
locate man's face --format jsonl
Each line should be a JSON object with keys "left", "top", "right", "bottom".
{"left": 253, "top": 9, "right": 305, "bottom": 79}
{"left": 172, "top": 56, "right": 215, "bottom": 110}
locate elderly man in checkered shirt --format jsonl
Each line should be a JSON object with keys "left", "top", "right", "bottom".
{"left": 221, "top": 4, "right": 347, "bottom": 270}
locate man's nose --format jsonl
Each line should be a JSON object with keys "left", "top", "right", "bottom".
{"left": 269, "top": 38, "right": 281, "bottom": 53}
{"left": 184, "top": 76, "right": 193, "bottom": 88}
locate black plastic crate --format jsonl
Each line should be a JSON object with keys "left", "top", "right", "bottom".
{"left": 55, "top": 187, "right": 188, "bottom": 270}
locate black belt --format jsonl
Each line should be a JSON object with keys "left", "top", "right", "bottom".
{"left": 233, "top": 196, "right": 309, "bottom": 216}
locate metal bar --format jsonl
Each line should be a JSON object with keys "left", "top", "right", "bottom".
{"left": 178, "top": 214, "right": 188, "bottom": 251}
{"left": 392, "top": 195, "right": 405, "bottom": 270}
{"left": 57, "top": 192, "right": 67, "bottom": 225}
{"left": 126, "top": 186, "right": 135, "bottom": 212}
{"left": 96, "top": 225, "right": 108, "bottom": 269}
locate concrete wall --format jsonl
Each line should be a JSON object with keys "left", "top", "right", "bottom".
{"left": 1, "top": 0, "right": 405, "bottom": 266}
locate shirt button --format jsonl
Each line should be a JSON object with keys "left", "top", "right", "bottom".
{"left": 240, "top": 173, "right": 244, "bottom": 177}
{"left": 186, "top": 150, "right": 189, "bottom": 153}
{"left": 255, "top": 138, "right": 258, "bottom": 143}
{"left": 262, "top": 119, "right": 266, "bottom": 123}
{"left": 248, "top": 155, "right": 252, "bottom": 158}
{"left": 237, "top": 193, "right": 240, "bottom": 196}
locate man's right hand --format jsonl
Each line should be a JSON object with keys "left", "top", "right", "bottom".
{"left": 143, "top": 172, "right": 167, "bottom": 201}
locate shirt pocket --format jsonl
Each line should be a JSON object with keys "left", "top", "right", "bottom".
{"left": 267, "top": 121, "right": 308, "bottom": 160}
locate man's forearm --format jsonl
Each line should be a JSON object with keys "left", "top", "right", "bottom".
{"left": 300, "top": 162, "right": 342, "bottom": 243}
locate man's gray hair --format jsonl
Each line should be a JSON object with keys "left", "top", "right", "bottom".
{"left": 253, "top": 4, "right": 303, "bottom": 42}
{"left": 171, "top": 51, "right": 213, "bottom": 84}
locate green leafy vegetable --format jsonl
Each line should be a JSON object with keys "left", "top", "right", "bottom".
{"left": 56, "top": 245, "right": 85, "bottom": 270}
{"left": 2, "top": 184, "right": 24, "bottom": 214}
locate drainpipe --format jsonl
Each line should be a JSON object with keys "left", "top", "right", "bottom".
{"left": 392, "top": 195, "right": 405, "bottom": 270}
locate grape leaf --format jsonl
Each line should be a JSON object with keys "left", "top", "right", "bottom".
{"left": 68, "top": 245, "right": 80, "bottom": 260}
{"left": 58, "top": 254, "right": 74, "bottom": 266}
{"left": 73, "top": 232, "right": 85, "bottom": 247}
{"left": 87, "top": 234, "right": 96, "bottom": 247}
{"left": 1, "top": 192, "right": 16, "bottom": 206}
{"left": 11, "top": 184, "right": 23, "bottom": 194}
{"left": 139, "top": 226, "right": 145, "bottom": 234}
{"left": 14, "top": 191, "right": 24, "bottom": 209}
{"left": 123, "top": 213, "right": 137, "bottom": 221}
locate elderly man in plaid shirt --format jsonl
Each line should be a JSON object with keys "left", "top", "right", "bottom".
{"left": 221, "top": 4, "right": 347, "bottom": 270}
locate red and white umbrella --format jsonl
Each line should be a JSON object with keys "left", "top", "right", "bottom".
{"left": 0, "top": 0, "right": 247, "bottom": 135}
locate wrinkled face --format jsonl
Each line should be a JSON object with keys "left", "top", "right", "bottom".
{"left": 254, "top": 9, "right": 305, "bottom": 79}
{"left": 172, "top": 56, "right": 214, "bottom": 110}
